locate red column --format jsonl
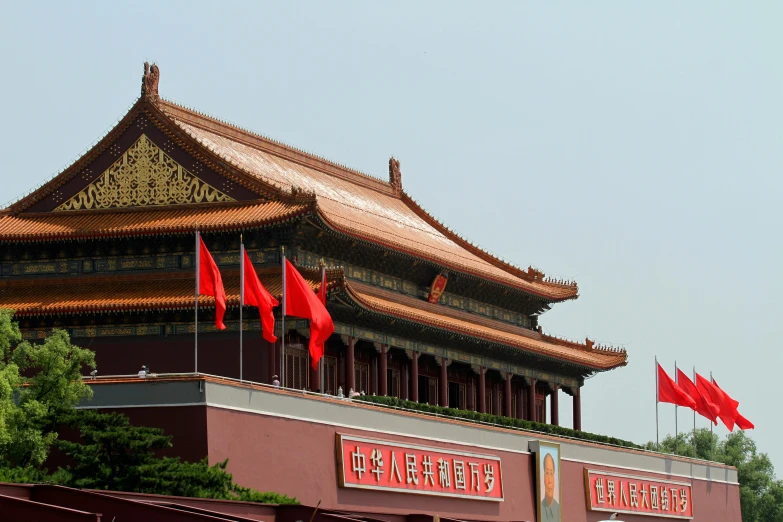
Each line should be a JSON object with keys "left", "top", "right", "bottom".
{"left": 401, "top": 362, "right": 409, "bottom": 401}
{"left": 346, "top": 337, "right": 355, "bottom": 393}
{"left": 379, "top": 345, "right": 388, "bottom": 396}
{"left": 573, "top": 387, "right": 582, "bottom": 431}
{"left": 310, "top": 360, "right": 320, "bottom": 392}
{"left": 527, "top": 377, "right": 537, "bottom": 423}
{"left": 410, "top": 352, "right": 419, "bottom": 403}
{"left": 478, "top": 367, "right": 486, "bottom": 413}
{"left": 551, "top": 384, "right": 559, "bottom": 426}
{"left": 439, "top": 358, "right": 448, "bottom": 407}
{"left": 516, "top": 382, "right": 524, "bottom": 419}
{"left": 504, "top": 373, "right": 512, "bottom": 417}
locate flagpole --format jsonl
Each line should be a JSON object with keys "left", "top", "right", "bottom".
{"left": 320, "top": 263, "right": 326, "bottom": 393}
{"left": 655, "top": 355, "right": 659, "bottom": 451}
{"left": 675, "top": 360, "right": 679, "bottom": 456}
{"left": 710, "top": 370, "right": 714, "bottom": 460}
{"left": 281, "top": 246, "right": 286, "bottom": 389}
{"left": 692, "top": 366, "right": 697, "bottom": 457}
{"left": 195, "top": 228, "right": 200, "bottom": 375}
{"left": 239, "top": 236, "right": 244, "bottom": 383}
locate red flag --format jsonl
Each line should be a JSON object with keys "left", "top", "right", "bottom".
{"left": 676, "top": 369, "right": 719, "bottom": 424}
{"left": 243, "top": 249, "right": 279, "bottom": 343}
{"left": 318, "top": 266, "right": 327, "bottom": 306}
{"left": 284, "top": 259, "right": 334, "bottom": 369}
{"left": 695, "top": 373, "right": 733, "bottom": 431}
{"left": 198, "top": 236, "right": 226, "bottom": 330}
{"left": 734, "top": 412, "right": 755, "bottom": 431}
{"left": 712, "top": 379, "right": 754, "bottom": 431}
{"left": 657, "top": 364, "right": 696, "bottom": 409}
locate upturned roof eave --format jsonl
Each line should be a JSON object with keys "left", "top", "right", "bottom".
{"left": 337, "top": 282, "right": 626, "bottom": 373}
{"left": 6, "top": 81, "right": 578, "bottom": 303}
{"left": 155, "top": 98, "right": 580, "bottom": 301}
{"left": 310, "top": 208, "right": 577, "bottom": 304}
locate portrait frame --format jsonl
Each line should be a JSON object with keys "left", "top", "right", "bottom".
{"left": 535, "top": 441, "right": 562, "bottom": 522}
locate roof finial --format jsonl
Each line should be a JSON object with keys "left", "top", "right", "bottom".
{"left": 141, "top": 62, "right": 160, "bottom": 101}
{"left": 389, "top": 157, "right": 402, "bottom": 196}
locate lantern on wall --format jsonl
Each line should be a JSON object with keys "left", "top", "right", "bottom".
{"left": 427, "top": 272, "right": 448, "bottom": 303}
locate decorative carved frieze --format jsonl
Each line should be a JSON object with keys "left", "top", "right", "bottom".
{"left": 435, "top": 357, "right": 451, "bottom": 367}
{"left": 299, "top": 250, "right": 533, "bottom": 329}
{"left": 55, "top": 134, "right": 234, "bottom": 211}
{"left": 19, "top": 319, "right": 581, "bottom": 388}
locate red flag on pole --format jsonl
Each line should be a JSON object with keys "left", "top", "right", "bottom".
{"left": 695, "top": 373, "right": 733, "bottom": 431}
{"left": 734, "top": 412, "right": 755, "bottom": 431}
{"left": 712, "top": 379, "right": 754, "bottom": 430}
{"left": 657, "top": 364, "right": 696, "bottom": 409}
{"left": 676, "top": 368, "right": 719, "bottom": 424}
{"left": 242, "top": 249, "right": 279, "bottom": 343}
{"left": 284, "top": 259, "right": 334, "bottom": 369}
{"left": 198, "top": 236, "right": 226, "bottom": 330}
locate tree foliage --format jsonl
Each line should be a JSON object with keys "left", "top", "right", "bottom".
{"left": 0, "top": 309, "right": 95, "bottom": 467}
{"left": 647, "top": 428, "right": 783, "bottom": 521}
{"left": 53, "top": 409, "right": 297, "bottom": 504}
{"left": 0, "top": 309, "right": 296, "bottom": 504}
{"left": 356, "top": 394, "right": 641, "bottom": 448}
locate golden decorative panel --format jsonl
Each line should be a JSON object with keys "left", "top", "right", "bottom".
{"left": 55, "top": 134, "right": 234, "bottom": 211}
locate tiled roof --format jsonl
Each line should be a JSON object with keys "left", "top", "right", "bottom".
{"left": 0, "top": 268, "right": 324, "bottom": 315}
{"left": 0, "top": 266, "right": 618, "bottom": 369}
{"left": 159, "top": 101, "right": 578, "bottom": 301}
{"left": 343, "top": 281, "right": 627, "bottom": 371}
{"left": 0, "top": 201, "right": 310, "bottom": 242}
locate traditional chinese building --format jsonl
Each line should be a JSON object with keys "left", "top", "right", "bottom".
{"left": 0, "top": 65, "right": 742, "bottom": 522}
{"left": 0, "top": 63, "right": 628, "bottom": 426}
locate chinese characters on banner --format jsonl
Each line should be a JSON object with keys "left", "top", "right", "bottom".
{"left": 584, "top": 470, "right": 693, "bottom": 519}
{"left": 336, "top": 434, "right": 503, "bottom": 501}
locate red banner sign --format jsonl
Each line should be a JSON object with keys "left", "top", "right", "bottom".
{"left": 584, "top": 469, "right": 694, "bottom": 519}
{"left": 336, "top": 434, "right": 503, "bottom": 501}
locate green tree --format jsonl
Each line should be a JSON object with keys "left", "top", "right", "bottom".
{"left": 0, "top": 308, "right": 95, "bottom": 467}
{"left": 648, "top": 429, "right": 783, "bottom": 521}
{"left": 54, "top": 409, "right": 298, "bottom": 504}
{"left": 54, "top": 410, "right": 173, "bottom": 491}
{"left": 644, "top": 427, "right": 718, "bottom": 459}
{"left": 0, "top": 309, "right": 22, "bottom": 452}
{"left": 719, "top": 431, "right": 783, "bottom": 522}
{"left": 0, "top": 310, "right": 295, "bottom": 503}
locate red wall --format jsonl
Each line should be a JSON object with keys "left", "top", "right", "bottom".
{"left": 203, "top": 407, "right": 742, "bottom": 522}
{"left": 87, "top": 333, "right": 272, "bottom": 383}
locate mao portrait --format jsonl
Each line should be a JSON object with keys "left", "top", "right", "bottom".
{"left": 536, "top": 442, "right": 561, "bottom": 522}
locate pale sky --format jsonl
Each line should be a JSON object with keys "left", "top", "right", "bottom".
{"left": 1, "top": 2, "right": 781, "bottom": 468}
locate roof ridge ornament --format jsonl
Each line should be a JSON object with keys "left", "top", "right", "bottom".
{"left": 141, "top": 62, "right": 160, "bottom": 101}
{"left": 525, "top": 265, "right": 545, "bottom": 282}
{"left": 389, "top": 157, "right": 402, "bottom": 196}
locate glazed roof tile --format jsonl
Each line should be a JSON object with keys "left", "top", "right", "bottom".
{"left": 159, "top": 101, "right": 578, "bottom": 301}
{"left": 0, "top": 268, "right": 322, "bottom": 315}
{"left": 0, "top": 201, "right": 309, "bottom": 242}
{"left": 343, "top": 281, "right": 627, "bottom": 370}
{"left": 1, "top": 93, "right": 577, "bottom": 301}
